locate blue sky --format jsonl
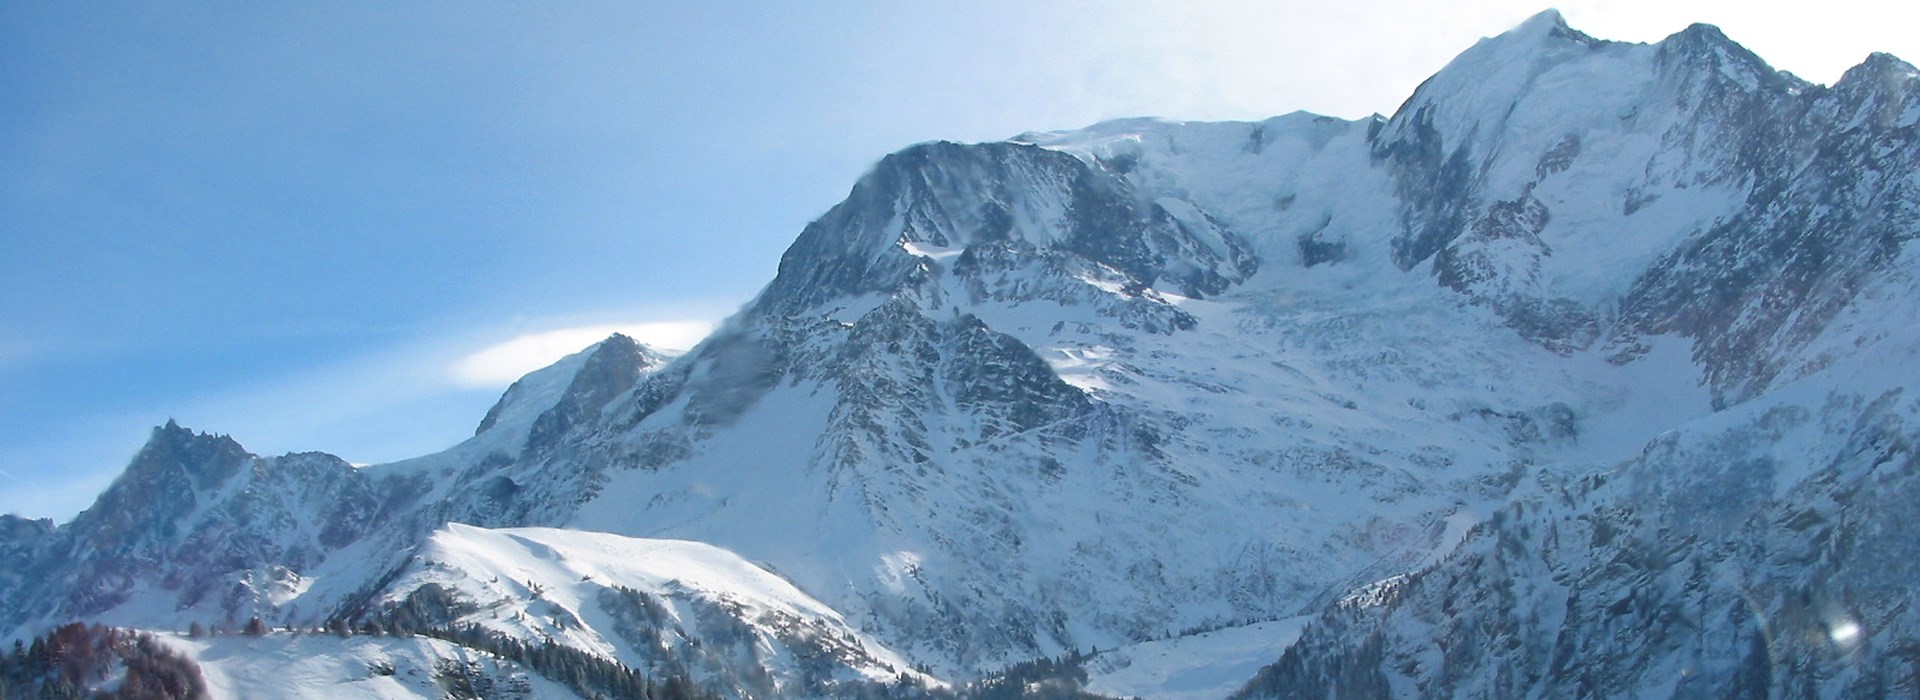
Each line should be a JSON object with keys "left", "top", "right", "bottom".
{"left": 4, "top": 1, "right": 1915, "bottom": 521}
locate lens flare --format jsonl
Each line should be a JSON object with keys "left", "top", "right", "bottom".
{"left": 1830, "top": 620, "right": 1862, "bottom": 645}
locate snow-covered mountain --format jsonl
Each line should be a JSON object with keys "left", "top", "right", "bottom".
{"left": 6, "top": 9, "right": 1919, "bottom": 698}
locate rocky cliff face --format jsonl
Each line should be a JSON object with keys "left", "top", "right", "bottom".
{"left": 1615, "top": 50, "right": 1920, "bottom": 407}
{"left": 0, "top": 336, "right": 672, "bottom": 635}
{"left": 4, "top": 10, "right": 1918, "bottom": 698}
{"left": 1236, "top": 346, "right": 1920, "bottom": 698}
{"left": 0, "top": 421, "right": 399, "bottom": 629}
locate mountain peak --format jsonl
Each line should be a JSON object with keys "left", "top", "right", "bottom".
{"left": 473, "top": 333, "right": 670, "bottom": 443}
{"left": 1676, "top": 20, "right": 1729, "bottom": 40}
{"left": 0, "top": 514, "right": 53, "bottom": 539}
{"left": 1465, "top": 8, "right": 1595, "bottom": 60}
{"left": 1382, "top": 10, "right": 1604, "bottom": 128}
{"left": 753, "top": 136, "right": 1255, "bottom": 315}
{"left": 523, "top": 333, "right": 665, "bottom": 451}
{"left": 1837, "top": 51, "right": 1920, "bottom": 87}
{"left": 1652, "top": 19, "right": 1798, "bottom": 92}
{"left": 1513, "top": 8, "right": 1572, "bottom": 37}
{"left": 138, "top": 420, "right": 248, "bottom": 482}
{"left": 600, "top": 331, "right": 638, "bottom": 350}
{"left": 48, "top": 421, "right": 255, "bottom": 571}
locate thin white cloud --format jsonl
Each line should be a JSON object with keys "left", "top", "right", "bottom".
{"left": 448, "top": 320, "right": 715, "bottom": 389}
{"left": 1, "top": 310, "right": 732, "bottom": 522}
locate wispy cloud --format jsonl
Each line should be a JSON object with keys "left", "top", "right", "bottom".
{"left": 167, "top": 314, "right": 723, "bottom": 460}
{"left": 448, "top": 320, "right": 715, "bottom": 389}
{"left": 0, "top": 310, "right": 727, "bottom": 523}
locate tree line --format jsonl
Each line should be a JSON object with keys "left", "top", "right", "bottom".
{"left": 0, "top": 623, "right": 206, "bottom": 699}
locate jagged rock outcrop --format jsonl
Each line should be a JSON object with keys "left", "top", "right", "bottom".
{"left": 1236, "top": 378, "right": 1920, "bottom": 698}
{"left": 0, "top": 422, "right": 398, "bottom": 628}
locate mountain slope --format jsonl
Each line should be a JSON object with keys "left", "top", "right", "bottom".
{"left": 0, "top": 336, "right": 673, "bottom": 634}
{"left": 380, "top": 524, "right": 928, "bottom": 697}
{"left": 4, "top": 10, "right": 1918, "bottom": 699}
{"left": 1234, "top": 281, "right": 1920, "bottom": 697}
